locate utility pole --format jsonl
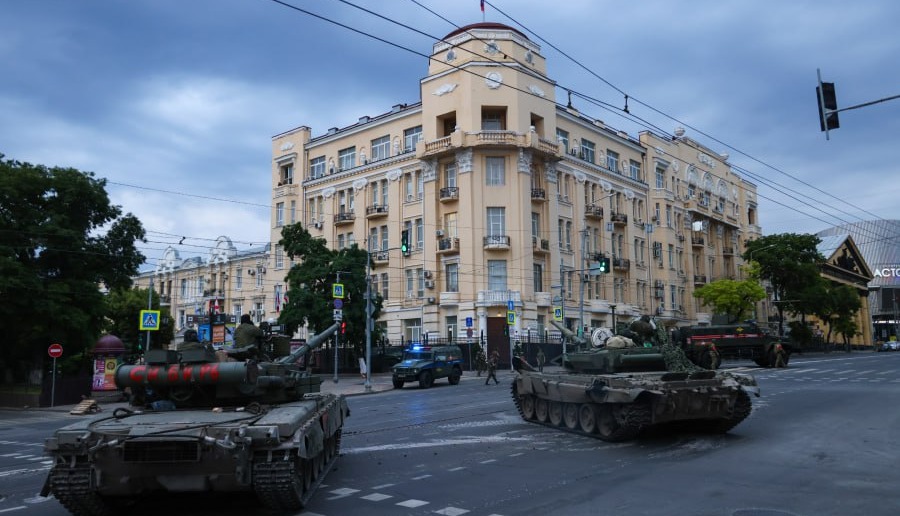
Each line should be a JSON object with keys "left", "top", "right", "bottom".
{"left": 364, "top": 250, "right": 373, "bottom": 392}
{"left": 334, "top": 270, "right": 350, "bottom": 384}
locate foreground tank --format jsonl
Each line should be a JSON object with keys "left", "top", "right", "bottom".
{"left": 511, "top": 320, "right": 759, "bottom": 442}
{"left": 42, "top": 322, "right": 348, "bottom": 515}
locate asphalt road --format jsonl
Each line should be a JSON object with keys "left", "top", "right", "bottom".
{"left": 2, "top": 352, "right": 899, "bottom": 516}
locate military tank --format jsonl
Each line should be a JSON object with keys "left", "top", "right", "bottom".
{"left": 42, "top": 322, "right": 348, "bottom": 515}
{"left": 511, "top": 319, "right": 759, "bottom": 442}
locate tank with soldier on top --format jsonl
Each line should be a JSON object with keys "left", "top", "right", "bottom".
{"left": 511, "top": 314, "right": 759, "bottom": 442}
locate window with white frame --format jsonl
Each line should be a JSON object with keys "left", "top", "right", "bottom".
{"left": 486, "top": 207, "right": 506, "bottom": 236}
{"left": 290, "top": 200, "right": 296, "bottom": 224}
{"left": 629, "top": 160, "right": 641, "bottom": 180}
{"left": 380, "top": 272, "right": 389, "bottom": 299}
{"left": 556, "top": 128, "right": 569, "bottom": 153}
{"left": 380, "top": 225, "right": 389, "bottom": 250}
{"left": 279, "top": 163, "right": 293, "bottom": 185}
{"left": 235, "top": 270, "right": 242, "bottom": 290}
{"left": 276, "top": 202, "right": 284, "bottom": 227}
{"left": 337, "top": 234, "right": 345, "bottom": 250}
{"left": 445, "top": 262, "right": 459, "bottom": 292}
{"left": 371, "top": 135, "right": 390, "bottom": 161}
{"left": 487, "top": 260, "right": 507, "bottom": 291}
{"left": 180, "top": 279, "right": 187, "bottom": 297}
{"left": 606, "top": 150, "right": 619, "bottom": 172}
{"left": 256, "top": 269, "right": 263, "bottom": 288}
{"left": 415, "top": 218, "right": 424, "bottom": 250}
{"left": 486, "top": 156, "right": 505, "bottom": 186}
{"left": 403, "top": 126, "right": 422, "bottom": 153}
{"left": 581, "top": 139, "right": 595, "bottom": 163}
{"left": 444, "top": 162, "right": 457, "bottom": 188}
{"left": 338, "top": 147, "right": 355, "bottom": 170}
{"left": 275, "top": 246, "right": 284, "bottom": 269}
{"left": 533, "top": 263, "right": 543, "bottom": 293}
{"left": 531, "top": 212, "right": 540, "bottom": 240}
{"left": 310, "top": 156, "right": 325, "bottom": 179}
{"left": 656, "top": 167, "right": 665, "bottom": 188}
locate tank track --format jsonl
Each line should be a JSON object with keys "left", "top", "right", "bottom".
{"left": 510, "top": 380, "right": 651, "bottom": 441}
{"left": 47, "top": 464, "right": 112, "bottom": 516}
{"left": 706, "top": 388, "right": 752, "bottom": 434}
{"left": 253, "top": 396, "right": 344, "bottom": 510}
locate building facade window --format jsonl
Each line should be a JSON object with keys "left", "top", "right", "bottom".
{"left": 235, "top": 270, "right": 242, "bottom": 290}
{"left": 486, "top": 207, "right": 506, "bottom": 236}
{"left": 280, "top": 163, "right": 293, "bottom": 185}
{"left": 338, "top": 147, "right": 356, "bottom": 170}
{"left": 310, "top": 156, "right": 325, "bottom": 179}
{"left": 380, "top": 272, "right": 389, "bottom": 299}
{"left": 488, "top": 260, "right": 507, "bottom": 291}
{"left": 656, "top": 167, "right": 665, "bottom": 188}
{"left": 181, "top": 278, "right": 187, "bottom": 297}
{"left": 275, "top": 246, "right": 284, "bottom": 269}
{"left": 533, "top": 263, "right": 543, "bottom": 293}
{"left": 415, "top": 218, "right": 424, "bottom": 250}
{"left": 371, "top": 135, "right": 390, "bottom": 161}
{"left": 290, "top": 200, "right": 296, "bottom": 224}
{"left": 581, "top": 139, "right": 595, "bottom": 163}
{"left": 556, "top": 128, "right": 569, "bottom": 153}
{"left": 445, "top": 263, "right": 459, "bottom": 292}
{"left": 444, "top": 162, "right": 457, "bottom": 188}
{"left": 276, "top": 202, "right": 284, "bottom": 227}
{"left": 486, "top": 156, "right": 505, "bottom": 186}
{"left": 403, "top": 126, "right": 422, "bottom": 153}
{"left": 628, "top": 160, "right": 641, "bottom": 181}
{"left": 606, "top": 150, "right": 619, "bottom": 172}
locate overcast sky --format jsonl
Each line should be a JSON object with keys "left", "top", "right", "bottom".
{"left": 3, "top": 0, "right": 899, "bottom": 269}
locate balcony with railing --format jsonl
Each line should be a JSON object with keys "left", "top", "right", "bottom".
{"left": 585, "top": 205, "right": 604, "bottom": 220}
{"left": 483, "top": 234, "right": 510, "bottom": 250}
{"left": 531, "top": 188, "right": 546, "bottom": 202}
{"left": 476, "top": 289, "right": 522, "bottom": 307}
{"left": 371, "top": 250, "right": 389, "bottom": 264}
{"left": 437, "top": 237, "right": 460, "bottom": 255}
{"left": 532, "top": 237, "right": 550, "bottom": 254}
{"left": 613, "top": 257, "right": 630, "bottom": 271}
{"left": 365, "top": 204, "right": 389, "bottom": 218}
{"left": 273, "top": 183, "right": 297, "bottom": 199}
{"left": 419, "top": 130, "right": 560, "bottom": 159}
{"left": 334, "top": 211, "right": 355, "bottom": 225}
{"left": 439, "top": 187, "right": 459, "bottom": 202}
{"left": 610, "top": 212, "right": 628, "bottom": 225}
{"left": 693, "top": 274, "right": 708, "bottom": 284}
{"left": 722, "top": 246, "right": 735, "bottom": 256}
{"left": 691, "top": 235, "right": 705, "bottom": 247}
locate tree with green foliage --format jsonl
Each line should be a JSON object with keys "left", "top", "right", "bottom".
{"left": 693, "top": 278, "right": 767, "bottom": 323}
{"left": 0, "top": 154, "right": 145, "bottom": 381}
{"left": 744, "top": 233, "right": 823, "bottom": 336}
{"left": 104, "top": 287, "right": 174, "bottom": 357}
{"left": 278, "top": 223, "right": 382, "bottom": 357}
{"left": 808, "top": 282, "right": 861, "bottom": 346}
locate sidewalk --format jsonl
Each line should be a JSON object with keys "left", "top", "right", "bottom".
{"left": 23, "top": 369, "right": 523, "bottom": 415}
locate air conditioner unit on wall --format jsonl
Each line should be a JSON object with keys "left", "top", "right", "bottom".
{"left": 425, "top": 280, "right": 435, "bottom": 289}
{"left": 436, "top": 230, "right": 445, "bottom": 238}
{"left": 424, "top": 270, "right": 433, "bottom": 279}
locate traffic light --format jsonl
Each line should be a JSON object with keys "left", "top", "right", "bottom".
{"left": 341, "top": 321, "right": 347, "bottom": 335}
{"left": 817, "top": 81, "right": 839, "bottom": 132}
{"left": 400, "top": 229, "right": 410, "bottom": 256}
{"left": 597, "top": 257, "right": 611, "bottom": 273}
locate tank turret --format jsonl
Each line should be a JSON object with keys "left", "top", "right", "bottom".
{"left": 116, "top": 322, "right": 341, "bottom": 408}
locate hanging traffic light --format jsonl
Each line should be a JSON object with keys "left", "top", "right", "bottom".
{"left": 817, "top": 81, "right": 840, "bottom": 132}
{"left": 597, "top": 257, "right": 611, "bottom": 273}
{"left": 400, "top": 229, "right": 410, "bottom": 256}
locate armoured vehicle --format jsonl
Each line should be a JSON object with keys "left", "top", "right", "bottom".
{"left": 673, "top": 321, "right": 790, "bottom": 368}
{"left": 511, "top": 319, "right": 759, "bottom": 442}
{"left": 42, "top": 322, "right": 348, "bottom": 515}
{"left": 392, "top": 344, "right": 463, "bottom": 389}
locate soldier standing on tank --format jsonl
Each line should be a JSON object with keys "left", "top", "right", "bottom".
{"left": 485, "top": 350, "right": 499, "bottom": 385}
{"left": 233, "top": 314, "right": 264, "bottom": 358}
{"left": 536, "top": 348, "right": 546, "bottom": 372}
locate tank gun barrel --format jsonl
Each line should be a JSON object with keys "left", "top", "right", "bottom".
{"left": 550, "top": 320, "right": 589, "bottom": 346}
{"left": 276, "top": 322, "right": 341, "bottom": 365}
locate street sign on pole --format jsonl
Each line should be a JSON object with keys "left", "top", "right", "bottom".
{"left": 507, "top": 300, "right": 514, "bottom": 311}
{"left": 333, "top": 309, "right": 343, "bottom": 321}
{"left": 332, "top": 283, "right": 345, "bottom": 299}
{"left": 48, "top": 343, "right": 63, "bottom": 358}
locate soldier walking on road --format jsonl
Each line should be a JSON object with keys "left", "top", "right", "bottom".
{"left": 536, "top": 348, "right": 546, "bottom": 373}
{"left": 485, "top": 351, "right": 499, "bottom": 385}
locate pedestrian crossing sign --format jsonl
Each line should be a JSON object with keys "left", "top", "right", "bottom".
{"left": 332, "top": 283, "right": 345, "bottom": 299}
{"left": 553, "top": 306, "right": 563, "bottom": 321}
{"left": 139, "top": 310, "right": 161, "bottom": 331}
{"left": 507, "top": 310, "right": 516, "bottom": 325}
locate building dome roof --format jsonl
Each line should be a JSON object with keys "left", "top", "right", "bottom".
{"left": 443, "top": 22, "right": 528, "bottom": 41}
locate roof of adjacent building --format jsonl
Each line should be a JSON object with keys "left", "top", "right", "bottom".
{"left": 443, "top": 22, "right": 528, "bottom": 41}
{"left": 818, "top": 220, "right": 900, "bottom": 286}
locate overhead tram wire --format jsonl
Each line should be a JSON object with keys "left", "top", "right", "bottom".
{"left": 483, "top": 0, "right": 893, "bottom": 238}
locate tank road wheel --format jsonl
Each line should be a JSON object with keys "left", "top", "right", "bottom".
{"left": 548, "top": 401, "right": 563, "bottom": 426}
{"left": 392, "top": 379, "right": 404, "bottom": 389}
{"left": 563, "top": 403, "right": 580, "bottom": 430}
{"left": 419, "top": 371, "right": 433, "bottom": 389}
{"left": 578, "top": 404, "right": 599, "bottom": 434}
{"left": 597, "top": 405, "right": 640, "bottom": 442}
{"left": 521, "top": 395, "right": 537, "bottom": 420}
{"left": 535, "top": 398, "right": 550, "bottom": 422}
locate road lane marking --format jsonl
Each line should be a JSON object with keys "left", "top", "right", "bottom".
{"left": 448, "top": 467, "right": 466, "bottom": 472}
{"left": 361, "top": 493, "right": 392, "bottom": 501}
{"left": 435, "top": 508, "right": 470, "bottom": 515}
{"left": 412, "top": 474, "right": 432, "bottom": 480}
{"left": 397, "top": 499, "right": 429, "bottom": 508}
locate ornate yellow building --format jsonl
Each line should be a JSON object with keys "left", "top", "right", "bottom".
{"left": 269, "top": 23, "right": 761, "bottom": 348}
